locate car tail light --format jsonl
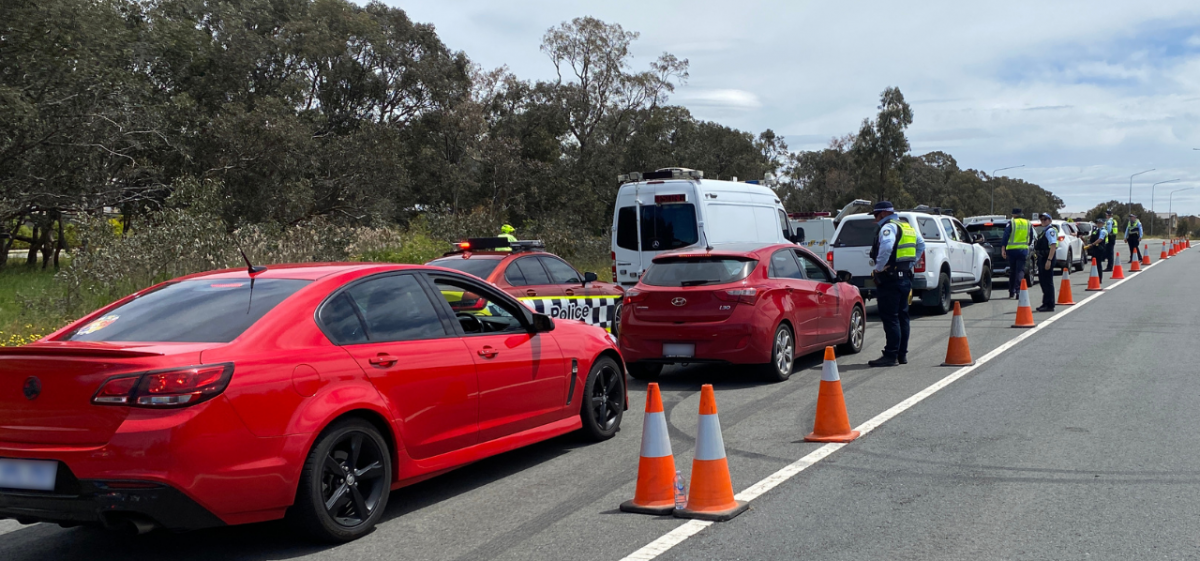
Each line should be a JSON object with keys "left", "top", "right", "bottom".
{"left": 715, "top": 287, "right": 759, "bottom": 304}
{"left": 914, "top": 253, "right": 926, "bottom": 273}
{"left": 611, "top": 251, "right": 617, "bottom": 281}
{"left": 826, "top": 251, "right": 834, "bottom": 267}
{"left": 1058, "top": 235, "right": 1065, "bottom": 242}
{"left": 624, "top": 289, "right": 646, "bottom": 305}
{"left": 93, "top": 364, "right": 234, "bottom": 408}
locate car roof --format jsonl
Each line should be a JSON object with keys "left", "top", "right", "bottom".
{"left": 180, "top": 262, "right": 413, "bottom": 281}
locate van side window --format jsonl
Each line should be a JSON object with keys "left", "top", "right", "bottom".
{"left": 616, "top": 206, "right": 638, "bottom": 250}
{"left": 778, "top": 209, "right": 792, "bottom": 240}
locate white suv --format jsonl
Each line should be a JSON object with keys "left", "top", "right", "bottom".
{"left": 828, "top": 210, "right": 993, "bottom": 314}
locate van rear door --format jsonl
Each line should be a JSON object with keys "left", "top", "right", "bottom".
{"left": 613, "top": 183, "right": 700, "bottom": 287}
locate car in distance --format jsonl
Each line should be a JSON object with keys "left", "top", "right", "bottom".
{"left": 0, "top": 263, "right": 626, "bottom": 541}
{"left": 964, "top": 216, "right": 1038, "bottom": 282}
{"left": 426, "top": 238, "right": 624, "bottom": 335}
{"left": 618, "top": 243, "right": 866, "bottom": 383}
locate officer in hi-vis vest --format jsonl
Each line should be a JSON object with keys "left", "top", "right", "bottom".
{"left": 867, "top": 201, "right": 926, "bottom": 368}
{"left": 1001, "top": 208, "right": 1031, "bottom": 299}
{"left": 1104, "top": 210, "right": 1117, "bottom": 272}
{"left": 497, "top": 224, "right": 517, "bottom": 252}
{"left": 1124, "top": 213, "right": 1143, "bottom": 264}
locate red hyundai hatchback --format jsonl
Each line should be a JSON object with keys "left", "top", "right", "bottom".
{"left": 0, "top": 263, "right": 625, "bottom": 541}
{"left": 619, "top": 243, "right": 866, "bottom": 382}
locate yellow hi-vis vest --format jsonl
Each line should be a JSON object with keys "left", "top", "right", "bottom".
{"left": 1006, "top": 218, "right": 1030, "bottom": 250}
{"left": 1126, "top": 220, "right": 1140, "bottom": 237}
{"left": 893, "top": 219, "right": 918, "bottom": 262}
{"left": 497, "top": 233, "right": 516, "bottom": 252}
{"left": 1105, "top": 218, "right": 1116, "bottom": 242}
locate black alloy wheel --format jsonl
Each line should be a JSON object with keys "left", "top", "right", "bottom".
{"left": 923, "top": 272, "right": 952, "bottom": 315}
{"left": 289, "top": 419, "right": 391, "bottom": 542}
{"left": 580, "top": 357, "right": 624, "bottom": 441}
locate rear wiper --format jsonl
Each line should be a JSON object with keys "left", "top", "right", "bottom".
{"left": 680, "top": 279, "right": 720, "bottom": 287}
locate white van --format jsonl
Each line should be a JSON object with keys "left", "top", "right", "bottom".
{"left": 610, "top": 169, "right": 798, "bottom": 288}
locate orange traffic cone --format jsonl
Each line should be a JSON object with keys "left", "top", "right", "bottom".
{"left": 621, "top": 383, "right": 678, "bottom": 515}
{"left": 1012, "top": 279, "right": 1035, "bottom": 328}
{"left": 674, "top": 385, "right": 747, "bottom": 521}
{"left": 1085, "top": 257, "right": 1103, "bottom": 291}
{"left": 1057, "top": 267, "right": 1076, "bottom": 306}
{"left": 1130, "top": 255, "right": 1141, "bottom": 272}
{"left": 942, "top": 302, "right": 974, "bottom": 366}
{"left": 805, "top": 347, "right": 861, "bottom": 442}
{"left": 1111, "top": 253, "right": 1125, "bottom": 279}
{"left": 1161, "top": 241, "right": 1169, "bottom": 260}
{"left": 1169, "top": 241, "right": 1177, "bottom": 257}
{"left": 1142, "top": 245, "right": 1151, "bottom": 266}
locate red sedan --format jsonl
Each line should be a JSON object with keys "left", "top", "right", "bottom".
{"left": 0, "top": 263, "right": 625, "bottom": 541}
{"left": 619, "top": 243, "right": 866, "bottom": 382}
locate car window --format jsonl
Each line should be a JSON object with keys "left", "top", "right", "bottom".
{"left": 616, "top": 206, "right": 638, "bottom": 251}
{"left": 505, "top": 257, "right": 551, "bottom": 287}
{"left": 319, "top": 292, "right": 368, "bottom": 345}
{"left": 539, "top": 256, "right": 582, "bottom": 284}
{"left": 796, "top": 251, "right": 834, "bottom": 282}
{"left": 432, "top": 276, "right": 527, "bottom": 334}
{"left": 916, "top": 217, "right": 942, "bottom": 240}
{"left": 67, "top": 279, "right": 309, "bottom": 343}
{"left": 426, "top": 256, "right": 501, "bottom": 279}
{"left": 769, "top": 249, "right": 804, "bottom": 279}
{"left": 642, "top": 257, "right": 758, "bottom": 287}
{"left": 940, "top": 218, "right": 957, "bottom": 241}
{"left": 832, "top": 219, "right": 877, "bottom": 247}
{"left": 641, "top": 203, "right": 699, "bottom": 251}
{"left": 953, "top": 220, "right": 970, "bottom": 242}
{"left": 338, "top": 274, "right": 447, "bottom": 343}
{"left": 966, "top": 223, "right": 1007, "bottom": 244}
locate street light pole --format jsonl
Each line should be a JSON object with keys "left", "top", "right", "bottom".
{"left": 990, "top": 165, "right": 1025, "bottom": 214}
{"left": 1169, "top": 187, "right": 1193, "bottom": 236}
{"left": 1150, "top": 179, "right": 1180, "bottom": 237}
{"left": 1129, "top": 169, "right": 1155, "bottom": 208}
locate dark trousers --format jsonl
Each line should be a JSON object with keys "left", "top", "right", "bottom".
{"left": 1090, "top": 251, "right": 1104, "bottom": 282}
{"left": 1105, "top": 239, "right": 1116, "bottom": 271}
{"left": 1037, "top": 254, "right": 1056, "bottom": 309}
{"left": 1128, "top": 236, "right": 1142, "bottom": 262}
{"left": 875, "top": 271, "right": 912, "bottom": 359}
{"left": 1007, "top": 249, "right": 1028, "bottom": 295}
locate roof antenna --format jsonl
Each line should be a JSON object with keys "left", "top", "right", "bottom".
{"left": 235, "top": 242, "right": 266, "bottom": 314}
{"left": 701, "top": 228, "right": 713, "bottom": 253}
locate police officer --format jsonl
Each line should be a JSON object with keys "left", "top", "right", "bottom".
{"left": 868, "top": 202, "right": 926, "bottom": 368}
{"left": 1001, "top": 208, "right": 1031, "bottom": 299}
{"left": 1034, "top": 213, "right": 1058, "bottom": 312}
{"left": 1124, "top": 213, "right": 1143, "bottom": 263}
{"left": 497, "top": 224, "right": 517, "bottom": 252}
{"left": 1085, "top": 217, "right": 1107, "bottom": 282}
{"left": 1104, "top": 210, "right": 1117, "bottom": 271}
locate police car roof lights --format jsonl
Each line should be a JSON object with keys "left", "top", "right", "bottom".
{"left": 619, "top": 168, "right": 703, "bottom": 184}
{"left": 447, "top": 237, "right": 546, "bottom": 256}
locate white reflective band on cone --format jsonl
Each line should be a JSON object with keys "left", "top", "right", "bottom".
{"left": 1018, "top": 287, "right": 1031, "bottom": 307}
{"left": 950, "top": 315, "right": 967, "bottom": 338}
{"left": 820, "top": 360, "right": 840, "bottom": 382}
{"left": 694, "top": 415, "right": 727, "bottom": 461}
{"left": 639, "top": 412, "right": 672, "bottom": 458}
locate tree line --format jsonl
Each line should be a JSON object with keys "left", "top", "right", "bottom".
{"left": 2, "top": 0, "right": 1075, "bottom": 272}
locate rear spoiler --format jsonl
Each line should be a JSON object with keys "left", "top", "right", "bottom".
{"left": 0, "top": 344, "right": 164, "bottom": 358}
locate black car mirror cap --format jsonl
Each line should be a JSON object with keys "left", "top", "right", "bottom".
{"left": 836, "top": 270, "right": 853, "bottom": 284}
{"left": 530, "top": 313, "right": 555, "bottom": 333}
{"left": 583, "top": 271, "right": 598, "bottom": 286}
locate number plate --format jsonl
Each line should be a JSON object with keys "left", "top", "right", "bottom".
{"left": 0, "top": 458, "right": 58, "bottom": 491}
{"left": 663, "top": 343, "right": 695, "bottom": 358}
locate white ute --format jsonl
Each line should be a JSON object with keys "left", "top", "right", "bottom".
{"left": 828, "top": 207, "right": 993, "bottom": 314}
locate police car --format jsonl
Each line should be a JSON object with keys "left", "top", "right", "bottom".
{"left": 426, "top": 238, "right": 625, "bottom": 335}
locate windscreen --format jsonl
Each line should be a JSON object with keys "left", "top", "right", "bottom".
{"left": 427, "top": 257, "right": 501, "bottom": 279}
{"left": 967, "top": 224, "right": 1008, "bottom": 244}
{"left": 832, "top": 219, "right": 878, "bottom": 247}
{"left": 642, "top": 257, "right": 758, "bottom": 287}
{"left": 66, "top": 278, "right": 309, "bottom": 343}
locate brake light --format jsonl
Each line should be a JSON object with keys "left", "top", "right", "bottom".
{"left": 611, "top": 251, "right": 617, "bottom": 281}
{"left": 914, "top": 253, "right": 926, "bottom": 273}
{"left": 1058, "top": 235, "right": 1065, "bottom": 242}
{"left": 624, "top": 289, "right": 646, "bottom": 305}
{"left": 92, "top": 364, "right": 234, "bottom": 408}
{"left": 826, "top": 251, "right": 834, "bottom": 267}
{"left": 715, "top": 287, "right": 759, "bottom": 304}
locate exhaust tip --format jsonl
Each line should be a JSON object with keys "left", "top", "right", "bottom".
{"left": 101, "top": 512, "right": 158, "bottom": 535}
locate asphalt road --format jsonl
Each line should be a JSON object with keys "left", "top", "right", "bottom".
{"left": 1, "top": 247, "right": 1194, "bottom": 560}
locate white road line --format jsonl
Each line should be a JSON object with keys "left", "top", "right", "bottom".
{"left": 619, "top": 255, "right": 1170, "bottom": 561}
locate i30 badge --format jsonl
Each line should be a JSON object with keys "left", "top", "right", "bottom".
{"left": 671, "top": 297, "right": 687, "bottom": 307}
{"left": 23, "top": 376, "right": 41, "bottom": 400}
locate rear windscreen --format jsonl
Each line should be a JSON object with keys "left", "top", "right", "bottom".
{"left": 427, "top": 257, "right": 501, "bottom": 279}
{"left": 966, "top": 224, "right": 1007, "bottom": 243}
{"left": 832, "top": 220, "right": 878, "bottom": 247}
{"left": 642, "top": 258, "right": 758, "bottom": 287}
{"left": 641, "top": 204, "right": 699, "bottom": 251}
{"left": 66, "top": 279, "right": 309, "bottom": 343}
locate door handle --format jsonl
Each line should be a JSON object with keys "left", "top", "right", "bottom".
{"left": 477, "top": 346, "right": 499, "bottom": 359}
{"left": 526, "top": 289, "right": 537, "bottom": 296}
{"left": 368, "top": 354, "right": 398, "bottom": 367}
{"left": 565, "top": 288, "right": 575, "bottom": 296}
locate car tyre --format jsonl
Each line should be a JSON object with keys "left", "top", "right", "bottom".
{"left": 837, "top": 305, "right": 865, "bottom": 355}
{"left": 759, "top": 323, "right": 795, "bottom": 383}
{"left": 288, "top": 418, "right": 392, "bottom": 543}
{"left": 627, "top": 362, "right": 663, "bottom": 381}
{"left": 970, "top": 265, "right": 992, "bottom": 303}
{"left": 579, "top": 356, "right": 625, "bottom": 441}
{"left": 922, "top": 272, "right": 952, "bottom": 315}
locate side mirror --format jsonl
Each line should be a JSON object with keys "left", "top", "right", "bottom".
{"left": 836, "top": 270, "right": 853, "bottom": 284}
{"left": 530, "top": 313, "right": 555, "bottom": 333}
{"left": 791, "top": 227, "right": 806, "bottom": 244}
{"left": 583, "top": 271, "right": 598, "bottom": 286}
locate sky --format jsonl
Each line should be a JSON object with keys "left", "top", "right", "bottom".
{"left": 396, "top": 0, "right": 1200, "bottom": 215}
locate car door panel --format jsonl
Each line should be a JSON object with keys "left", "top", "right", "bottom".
{"left": 796, "top": 250, "right": 842, "bottom": 343}
{"left": 769, "top": 249, "right": 821, "bottom": 351}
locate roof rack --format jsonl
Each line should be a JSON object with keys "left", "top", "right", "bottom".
{"left": 619, "top": 168, "right": 704, "bottom": 183}
{"left": 443, "top": 238, "right": 546, "bottom": 257}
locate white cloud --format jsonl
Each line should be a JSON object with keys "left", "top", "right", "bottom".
{"left": 674, "top": 88, "right": 762, "bottom": 110}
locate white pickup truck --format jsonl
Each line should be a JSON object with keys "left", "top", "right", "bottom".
{"left": 828, "top": 209, "right": 993, "bottom": 314}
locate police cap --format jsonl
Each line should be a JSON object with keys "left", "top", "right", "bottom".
{"left": 871, "top": 201, "right": 894, "bottom": 214}
{"left": 1012, "top": 208, "right": 1023, "bottom": 215}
